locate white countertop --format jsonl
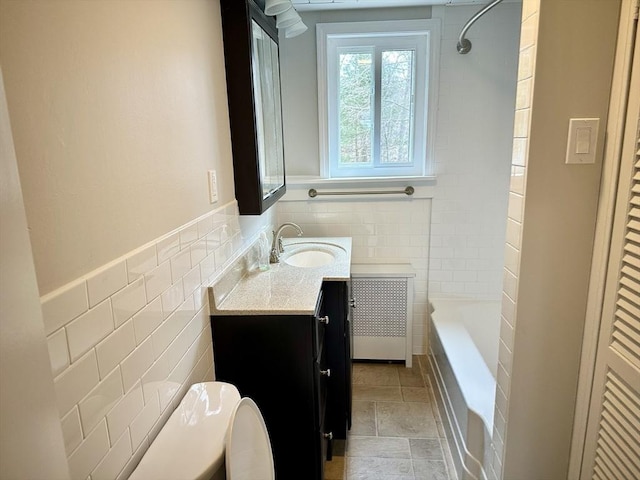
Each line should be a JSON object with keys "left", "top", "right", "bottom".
{"left": 209, "top": 237, "right": 352, "bottom": 316}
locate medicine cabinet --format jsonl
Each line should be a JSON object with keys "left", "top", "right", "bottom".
{"left": 220, "top": 0, "right": 286, "bottom": 215}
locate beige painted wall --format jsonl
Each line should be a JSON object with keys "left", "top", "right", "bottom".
{"left": 0, "top": 0, "right": 236, "bottom": 295}
{"left": 502, "top": 1, "right": 620, "bottom": 478}
{"left": 0, "top": 68, "right": 70, "bottom": 480}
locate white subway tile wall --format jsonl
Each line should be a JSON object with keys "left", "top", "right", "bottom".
{"left": 106, "top": 384, "right": 143, "bottom": 445}
{"left": 111, "top": 278, "right": 147, "bottom": 328}
{"left": 92, "top": 430, "right": 132, "bottom": 480}
{"left": 54, "top": 350, "right": 101, "bottom": 417}
{"left": 489, "top": 2, "right": 539, "bottom": 479}
{"left": 96, "top": 321, "right": 136, "bottom": 379}
{"left": 126, "top": 245, "right": 157, "bottom": 284}
{"left": 48, "top": 327, "right": 71, "bottom": 377}
{"left": 87, "top": 262, "right": 128, "bottom": 308}
{"left": 143, "top": 262, "right": 172, "bottom": 303}
{"left": 42, "top": 200, "right": 274, "bottom": 480}
{"left": 277, "top": 198, "right": 431, "bottom": 354}
{"left": 61, "top": 407, "right": 84, "bottom": 455}
{"left": 66, "top": 300, "right": 114, "bottom": 363}
{"left": 68, "top": 420, "right": 110, "bottom": 480}
{"left": 428, "top": 4, "right": 519, "bottom": 304}
{"left": 41, "top": 281, "right": 90, "bottom": 336}
{"left": 78, "top": 367, "right": 123, "bottom": 433}
{"left": 129, "top": 395, "right": 160, "bottom": 451}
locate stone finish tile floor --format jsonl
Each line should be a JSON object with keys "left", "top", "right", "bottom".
{"left": 324, "top": 355, "right": 456, "bottom": 480}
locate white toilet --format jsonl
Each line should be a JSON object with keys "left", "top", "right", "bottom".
{"left": 128, "top": 382, "right": 275, "bottom": 480}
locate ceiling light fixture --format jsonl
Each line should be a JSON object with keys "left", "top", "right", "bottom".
{"left": 285, "top": 20, "right": 308, "bottom": 38}
{"left": 275, "top": 7, "right": 300, "bottom": 29}
{"left": 264, "top": 0, "right": 291, "bottom": 16}
{"left": 264, "top": 0, "right": 308, "bottom": 39}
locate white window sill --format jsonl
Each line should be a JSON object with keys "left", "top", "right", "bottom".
{"left": 286, "top": 175, "right": 436, "bottom": 186}
{"left": 281, "top": 175, "right": 436, "bottom": 201}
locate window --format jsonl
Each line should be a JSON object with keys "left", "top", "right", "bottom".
{"left": 317, "top": 20, "right": 440, "bottom": 179}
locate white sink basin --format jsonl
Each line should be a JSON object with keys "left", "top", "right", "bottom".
{"left": 281, "top": 241, "right": 346, "bottom": 268}
{"left": 284, "top": 249, "right": 336, "bottom": 268}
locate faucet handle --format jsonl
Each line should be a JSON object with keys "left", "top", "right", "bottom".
{"left": 278, "top": 237, "right": 284, "bottom": 253}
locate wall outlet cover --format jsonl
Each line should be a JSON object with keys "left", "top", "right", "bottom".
{"left": 208, "top": 170, "right": 218, "bottom": 204}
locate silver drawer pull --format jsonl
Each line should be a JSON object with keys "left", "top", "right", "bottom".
{"left": 324, "top": 431, "right": 334, "bottom": 460}
{"left": 318, "top": 315, "right": 330, "bottom": 325}
{"left": 320, "top": 369, "right": 331, "bottom": 377}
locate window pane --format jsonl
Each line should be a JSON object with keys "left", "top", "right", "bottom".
{"left": 338, "top": 51, "right": 373, "bottom": 166}
{"left": 380, "top": 50, "right": 415, "bottom": 165}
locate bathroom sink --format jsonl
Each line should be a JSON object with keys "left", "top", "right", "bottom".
{"left": 284, "top": 249, "right": 336, "bottom": 268}
{"left": 281, "top": 240, "right": 346, "bottom": 268}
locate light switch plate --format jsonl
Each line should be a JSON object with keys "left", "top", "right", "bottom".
{"left": 566, "top": 118, "right": 600, "bottom": 164}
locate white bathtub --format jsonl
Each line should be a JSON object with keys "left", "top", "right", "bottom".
{"left": 427, "top": 297, "right": 500, "bottom": 480}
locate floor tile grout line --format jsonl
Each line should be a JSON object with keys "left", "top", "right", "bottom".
{"left": 345, "top": 356, "right": 452, "bottom": 480}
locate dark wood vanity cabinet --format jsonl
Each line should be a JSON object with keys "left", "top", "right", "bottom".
{"left": 322, "top": 281, "right": 353, "bottom": 440}
{"left": 210, "top": 281, "right": 351, "bottom": 480}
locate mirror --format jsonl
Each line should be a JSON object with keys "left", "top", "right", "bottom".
{"left": 251, "top": 19, "right": 285, "bottom": 202}
{"left": 220, "top": 0, "right": 286, "bottom": 215}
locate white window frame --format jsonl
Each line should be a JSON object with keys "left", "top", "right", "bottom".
{"left": 317, "top": 19, "right": 440, "bottom": 180}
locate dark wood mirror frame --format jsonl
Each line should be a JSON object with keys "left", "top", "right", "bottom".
{"left": 220, "top": 0, "right": 287, "bottom": 215}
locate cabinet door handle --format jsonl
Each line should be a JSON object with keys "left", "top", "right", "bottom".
{"left": 318, "top": 315, "right": 330, "bottom": 325}
{"left": 320, "top": 369, "right": 331, "bottom": 377}
{"left": 350, "top": 297, "right": 356, "bottom": 309}
{"left": 324, "top": 432, "right": 333, "bottom": 461}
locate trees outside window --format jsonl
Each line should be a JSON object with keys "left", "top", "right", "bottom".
{"left": 318, "top": 20, "right": 440, "bottom": 179}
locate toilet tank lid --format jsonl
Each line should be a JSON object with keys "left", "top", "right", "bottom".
{"left": 128, "top": 381, "right": 241, "bottom": 480}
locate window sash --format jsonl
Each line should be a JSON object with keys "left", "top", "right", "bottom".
{"left": 335, "top": 46, "right": 418, "bottom": 171}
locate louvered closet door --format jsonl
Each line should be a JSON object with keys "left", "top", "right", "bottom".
{"left": 580, "top": 24, "right": 640, "bottom": 480}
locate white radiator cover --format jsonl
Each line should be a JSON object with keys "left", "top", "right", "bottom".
{"left": 351, "top": 263, "right": 415, "bottom": 367}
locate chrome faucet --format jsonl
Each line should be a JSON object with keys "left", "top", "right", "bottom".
{"left": 270, "top": 222, "right": 303, "bottom": 263}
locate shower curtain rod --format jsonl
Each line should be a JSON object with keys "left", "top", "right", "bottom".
{"left": 457, "top": 0, "right": 504, "bottom": 54}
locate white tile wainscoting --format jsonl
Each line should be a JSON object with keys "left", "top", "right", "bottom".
{"left": 41, "top": 200, "right": 273, "bottom": 480}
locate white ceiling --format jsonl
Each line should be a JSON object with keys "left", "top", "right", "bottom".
{"left": 291, "top": 0, "right": 520, "bottom": 11}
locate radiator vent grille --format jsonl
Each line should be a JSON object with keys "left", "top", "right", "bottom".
{"left": 352, "top": 278, "right": 407, "bottom": 337}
